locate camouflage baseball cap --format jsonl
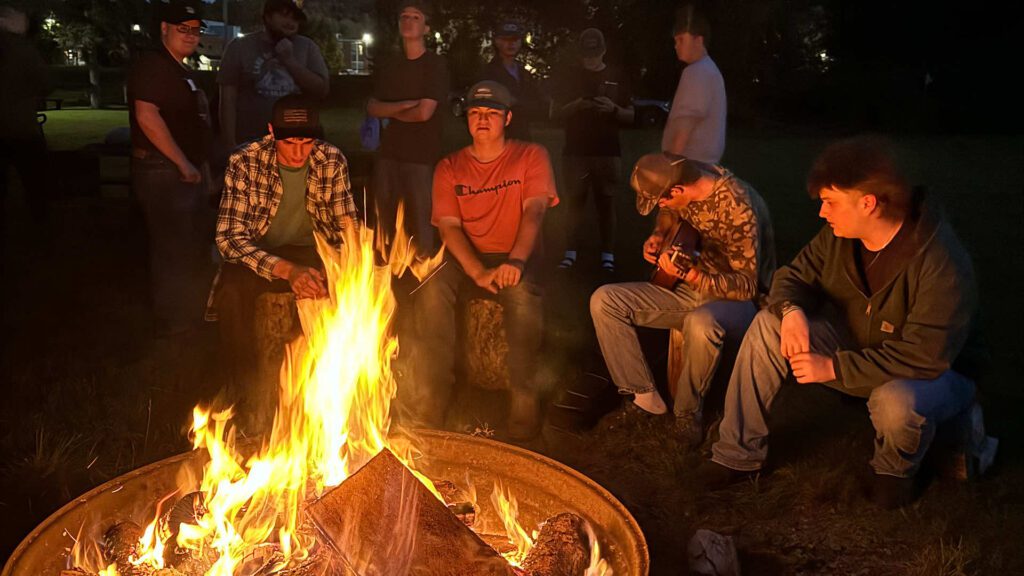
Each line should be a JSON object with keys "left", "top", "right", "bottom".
{"left": 630, "top": 152, "right": 703, "bottom": 215}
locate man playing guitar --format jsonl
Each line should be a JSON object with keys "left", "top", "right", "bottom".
{"left": 590, "top": 152, "right": 775, "bottom": 448}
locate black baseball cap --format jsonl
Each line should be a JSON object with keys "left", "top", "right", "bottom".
{"left": 493, "top": 20, "right": 526, "bottom": 39}
{"left": 157, "top": 0, "right": 204, "bottom": 24}
{"left": 398, "top": 0, "right": 433, "bottom": 20}
{"left": 630, "top": 152, "right": 704, "bottom": 215}
{"left": 464, "top": 81, "right": 515, "bottom": 111}
{"left": 271, "top": 95, "right": 323, "bottom": 140}
{"left": 263, "top": 0, "right": 306, "bottom": 22}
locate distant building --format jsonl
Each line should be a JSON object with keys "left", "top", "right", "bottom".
{"left": 197, "top": 20, "right": 242, "bottom": 68}
{"left": 334, "top": 34, "right": 370, "bottom": 75}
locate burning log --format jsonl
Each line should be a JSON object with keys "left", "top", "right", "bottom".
{"left": 102, "top": 521, "right": 154, "bottom": 576}
{"left": 463, "top": 299, "right": 510, "bottom": 390}
{"left": 521, "top": 513, "right": 589, "bottom": 576}
{"left": 434, "top": 479, "right": 477, "bottom": 527}
{"left": 307, "top": 449, "right": 514, "bottom": 576}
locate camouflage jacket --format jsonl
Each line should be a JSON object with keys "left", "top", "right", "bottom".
{"left": 667, "top": 166, "right": 775, "bottom": 302}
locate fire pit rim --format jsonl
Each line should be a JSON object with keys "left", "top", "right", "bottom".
{"left": 3, "top": 431, "right": 649, "bottom": 576}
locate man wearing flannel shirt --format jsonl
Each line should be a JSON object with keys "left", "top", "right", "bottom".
{"left": 209, "top": 95, "right": 356, "bottom": 405}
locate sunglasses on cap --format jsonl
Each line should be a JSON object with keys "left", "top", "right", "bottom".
{"left": 174, "top": 24, "right": 203, "bottom": 36}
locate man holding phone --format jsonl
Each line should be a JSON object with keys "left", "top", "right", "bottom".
{"left": 551, "top": 28, "right": 634, "bottom": 273}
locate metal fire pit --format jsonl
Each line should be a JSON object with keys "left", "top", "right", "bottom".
{"left": 3, "top": 430, "right": 649, "bottom": 575}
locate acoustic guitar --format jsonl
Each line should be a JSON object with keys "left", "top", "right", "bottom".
{"left": 649, "top": 219, "right": 701, "bottom": 290}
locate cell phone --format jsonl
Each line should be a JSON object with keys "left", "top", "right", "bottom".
{"left": 597, "top": 81, "right": 619, "bottom": 101}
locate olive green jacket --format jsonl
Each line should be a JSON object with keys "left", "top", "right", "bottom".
{"left": 768, "top": 191, "right": 985, "bottom": 397}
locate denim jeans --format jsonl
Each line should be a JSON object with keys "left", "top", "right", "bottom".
{"left": 711, "top": 309, "right": 977, "bottom": 477}
{"left": 132, "top": 156, "right": 215, "bottom": 335}
{"left": 408, "top": 254, "right": 544, "bottom": 427}
{"left": 372, "top": 157, "right": 435, "bottom": 256}
{"left": 590, "top": 281, "right": 757, "bottom": 419}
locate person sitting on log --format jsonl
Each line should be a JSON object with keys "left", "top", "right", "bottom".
{"left": 590, "top": 152, "right": 775, "bottom": 449}
{"left": 695, "top": 136, "right": 989, "bottom": 509}
{"left": 206, "top": 95, "right": 357, "bottom": 408}
{"left": 408, "top": 81, "right": 559, "bottom": 440}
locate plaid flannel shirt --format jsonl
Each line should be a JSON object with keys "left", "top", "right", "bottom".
{"left": 217, "top": 136, "right": 356, "bottom": 276}
{"left": 205, "top": 136, "right": 356, "bottom": 319}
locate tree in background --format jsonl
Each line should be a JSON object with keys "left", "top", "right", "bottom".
{"left": 36, "top": 0, "right": 145, "bottom": 108}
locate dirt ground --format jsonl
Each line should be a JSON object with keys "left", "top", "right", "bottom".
{"left": 1, "top": 130, "right": 1022, "bottom": 574}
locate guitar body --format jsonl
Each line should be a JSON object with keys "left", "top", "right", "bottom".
{"left": 650, "top": 219, "right": 701, "bottom": 290}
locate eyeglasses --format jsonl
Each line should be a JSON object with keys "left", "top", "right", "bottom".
{"left": 174, "top": 24, "right": 203, "bottom": 36}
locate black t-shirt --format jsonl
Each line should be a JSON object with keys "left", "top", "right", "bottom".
{"left": 128, "top": 48, "right": 211, "bottom": 166}
{"left": 373, "top": 50, "right": 450, "bottom": 165}
{"left": 856, "top": 215, "right": 915, "bottom": 296}
{"left": 552, "top": 64, "right": 631, "bottom": 157}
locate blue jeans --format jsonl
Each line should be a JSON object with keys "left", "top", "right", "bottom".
{"left": 132, "top": 156, "right": 215, "bottom": 335}
{"left": 590, "top": 281, "right": 757, "bottom": 420}
{"left": 372, "top": 157, "right": 435, "bottom": 256}
{"left": 711, "top": 309, "right": 977, "bottom": 477}
{"left": 408, "top": 254, "right": 545, "bottom": 427}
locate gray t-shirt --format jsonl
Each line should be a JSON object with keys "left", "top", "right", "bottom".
{"left": 661, "top": 54, "right": 726, "bottom": 164}
{"left": 218, "top": 31, "right": 329, "bottom": 143}
{"left": 262, "top": 162, "right": 314, "bottom": 249}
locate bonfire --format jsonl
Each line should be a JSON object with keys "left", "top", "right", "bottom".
{"left": 65, "top": 218, "right": 613, "bottom": 576}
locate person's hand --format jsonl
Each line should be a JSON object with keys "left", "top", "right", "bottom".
{"left": 789, "top": 352, "right": 836, "bottom": 384}
{"left": 643, "top": 234, "right": 665, "bottom": 264}
{"left": 657, "top": 252, "right": 685, "bottom": 279}
{"left": 177, "top": 160, "right": 202, "bottom": 184}
{"left": 573, "top": 97, "right": 594, "bottom": 112}
{"left": 494, "top": 261, "right": 523, "bottom": 289}
{"left": 287, "top": 265, "right": 328, "bottom": 299}
{"left": 593, "top": 96, "right": 616, "bottom": 114}
{"left": 780, "top": 307, "right": 810, "bottom": 359}
{"left": 275, "top": 37, "right": 295, "bottom": 62}
{"left": 472, "top": 267, "right": 499, "bottom": 294}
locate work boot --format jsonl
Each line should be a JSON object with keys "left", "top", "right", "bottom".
{"left": 507, "top": 390, "right": 543, "bottom": 441}
{"left": 869, "top": 473, "right": 917, "bottom": 510}
{"left": 694, "top": 460, "right": 755, "bottom": 491}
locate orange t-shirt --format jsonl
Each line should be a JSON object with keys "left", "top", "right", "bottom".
{"left": 432, "top": 140, "right": 559, "bottom": 254}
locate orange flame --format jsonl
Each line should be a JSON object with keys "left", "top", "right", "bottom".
{"left": 71, "top": 207, "right": 605, "bottom": 574}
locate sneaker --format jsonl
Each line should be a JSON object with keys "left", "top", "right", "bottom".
{"left": 674, "top": 415, "right": 704, "bottom": 450}
{"left": 694, "top": 460, "right": 755, "bottom": 491}
{"left": 869, "top": 473, "right": 917, "bottom": 510}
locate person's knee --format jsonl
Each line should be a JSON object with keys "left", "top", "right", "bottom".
{"left": 590, "top": 284, "right": 630, "bottom": 322}
{"left": 683, "top": 306, "right": 725, "bottom": 345}
{"left": 868, "top": 380, "right": 920, "bottom": 434}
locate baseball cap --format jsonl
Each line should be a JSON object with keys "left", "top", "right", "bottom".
{"left": 271, "top": 95, "right": 323, "bottom": 140}
{"left": 157, "top": 0, "right": 204, "bottom": 24}
{"left": 493, "top": 20, "right": 526, "bottom": 39}
{"left": 263, "top": 0, "right": 306, "bottom": 22}
{"left": 398, "top": 0, "right": 433, "bottom": 19}
{"left": 464, "top": 81, "right": 515, "bottom": 111}
{"left": 579, "top": 28, "right": 606, "bottom": 58}
{"left": 630, "top": 152, "right": 703, "bottom": 215}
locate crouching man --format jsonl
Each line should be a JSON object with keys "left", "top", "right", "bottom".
{"left": 698, "top": 136, "right": 986, "bottom": 508}
{"left": 409, "top": 81, "right": 559, "bottom": 440}
{"left": 590, "top": 153, "right": 774, "bottom": 448}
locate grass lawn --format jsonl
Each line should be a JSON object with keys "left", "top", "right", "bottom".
{"left": 2, "top": 108, "right": 1022, "bottom": 574}
{"left": 38, "top": 108, "right": 129, "bottom": 151}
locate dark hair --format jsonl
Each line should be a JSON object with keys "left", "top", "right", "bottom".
{"left": 807, "top": 135, "right": 911, "bottom": 219}
{"left": 673, "top": 5, "right": 711, "bottom": 43}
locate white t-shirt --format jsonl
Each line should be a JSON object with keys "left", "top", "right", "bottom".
{"left": 661, "top": 54, "right": 726, "bottom": 164}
